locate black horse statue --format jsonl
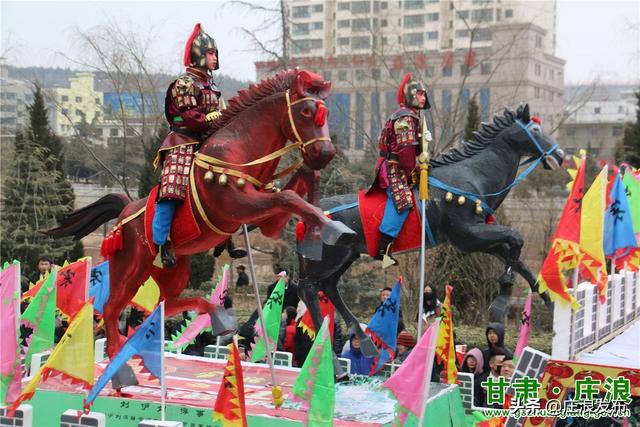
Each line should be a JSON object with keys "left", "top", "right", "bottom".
{"left": 297, "top": 104, "right": 564, "bottom": 363}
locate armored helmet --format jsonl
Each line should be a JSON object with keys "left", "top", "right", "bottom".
{"left": 396, "top": 73, "right": 430, "bottom": 109}
{"left": 183, "top": 23, "right": 219, "bottom": 70}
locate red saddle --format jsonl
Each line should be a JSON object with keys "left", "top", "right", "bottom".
{"left": 144, "top": 185, "right": 201, "bottom": 256}
{"left": 358, "top": 188, "right": 422, "bottom": 258}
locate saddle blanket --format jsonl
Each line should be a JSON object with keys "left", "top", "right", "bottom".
{"left": 358, "top": 188, "right": 423, "bottom": 258}
{"left": 144, "top": 185, "right": 201, "bottom": 255}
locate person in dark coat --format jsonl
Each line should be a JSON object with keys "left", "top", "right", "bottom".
{"left": 395, "top": 331, "right": 416, "bottom": 363}
{"left": 481, "top": 322, "right": 513, "bottom": 373}
{"left": 235, "top": 265, "right": 249, "bottom": 288}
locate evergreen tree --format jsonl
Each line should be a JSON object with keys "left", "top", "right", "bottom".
{"left": 138, "top": 123, "right": 167, "bottom": 199}
{"left": 0, "top": 132, "right": 78, "bottom": 280}
{"left": 463, "top": 96, "right": 480, "bottom": 141}
{"left": 616, "top": 89, "right": 640, "bottom": 167}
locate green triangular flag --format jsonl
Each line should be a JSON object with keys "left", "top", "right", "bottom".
{"left": 623, "top": 171, "right": 640, "bottom": 235}
{"left": 22, "top": 267, "right": 58, "bottom": 367}
{"left": 291, "top": 316, "right": 335, "bottom": 427}
{"left": 250, "top": 277, "right": 285, "bottom": 362}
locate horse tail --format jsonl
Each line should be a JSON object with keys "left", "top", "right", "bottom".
{"left": 47, "top": 193, "right": 131, "bottom": 240}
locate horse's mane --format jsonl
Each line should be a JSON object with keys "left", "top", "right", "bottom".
{"left": 210, "top": 69, "right": 298, "bottom": 133}
{"left": 430, "top": 105, "right": 524, "bottom": 168}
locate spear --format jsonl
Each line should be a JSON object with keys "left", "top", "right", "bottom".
{"left": 417, "top": 110, "right": 432, "bottom": 338}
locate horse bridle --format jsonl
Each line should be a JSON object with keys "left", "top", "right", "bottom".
{"left": 515, "top": 119, "right": 559, "bottom": 163}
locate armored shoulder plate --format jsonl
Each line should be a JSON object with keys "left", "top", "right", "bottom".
{"left": 173, "top": 74, "right": 198, "bottom": 96}
{"left": 394, "top": 116, "right": 412, "bottom": 133}
{"left": 390, "top": 107, "right": 420, "bottom": 121}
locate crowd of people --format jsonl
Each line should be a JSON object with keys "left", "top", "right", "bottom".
{"left": 21, "top": 256, "right": 516, "bottom": 406}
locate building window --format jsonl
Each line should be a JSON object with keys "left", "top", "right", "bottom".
{"left": 404, "top": 32, "right": 424, "bottom": 46}
{"left": 618, "top": 105, "right": 625, "bottom": 114}
{"left": 351, "top": 1, "right": 371, "bottom": 13}
{"left": 338, "top": 19, "right": 350, "bottom": 28}
{"left": 404, "top": 0, "right": 424, "bottom": 10}
{"left": 535, "top": 35, "right": 542, "bottom": 48}
{"left": 76, "top": 96, "right": 83, "bottom": 103}
{"left": 355, "top": 69, "right": 366, "bottom": 80}
{"left": 312, "top": 22, "right": 323, "bottom": 30}
{"left": 351, "top": 18, "right": 370, "bottom": 32}
{"left": 351, "top": 36, "right": 370, "bottom": 49}
{"left": 372, "top": 69, "right": 381, "bottom": 80}
{"left": 473, "top": 29, "right": 491, "bottom": 41}
{"left": 505, "top": 9, "right": 513, "bottom": 18}
{"left": 457, "top": 10, "right": 469, "bottom": 19}
{"left": 61, "top": 95, "right": 69, "bottom": 102}
{"left": 327, "top": 93, "right": 351, "bottom": 146}
{"left": 338, "top": 37, "right": 350, "bottom": 46}
{"left": 110, "top": 128, "right": 119, "bottom": 137}
{"left": 442, "top": 66, "right": 452, "bottom": 77}
{"left": 426, "top": 31, "right": 438, "bottom": 40}
{"left": 292, "top": 6, "right": 310, "bottom": 18}
{"left": 480, "top": 88, "right": 490, "bottom": 121}
{"left": 381, "top": 1, "right": 388, "bottom": 9}
{"left": 126, "top": 127, "right": 135, "bottom": 136}
{"left": 566, "top": 127, "right": 576, "bottom": 137}
{"left": 292, "top": 23, "right": 310, "bottom": 36}
{"left": 460, "top": 64, "right": 470, "bottom": 75}
{"left": 442, "top": 89, "right": 452, "bottom": 113}
{"left": 472, "top": 8, "right": 493, "bottom": 22}
{"left": 338, "top": 2, "right": 350, "bottom": 11}
{"left": 425, "top": 66, "right": 434, "bottom": 77}
{"left": 497, "top": 8, "right": 501, "bottom": 20}
{"left": 381, "top": 19, "right": 388, "bottom": 27}
{"left": 312, "top": 4, "right": 323, "bottom": 13}
{"left": 481, "top": 62, "right": 491, "bottom": 75}
{"left": 93, "top": 128, "right": 103, "bottom": 137}
{"left": 61, "top": 108, "right": 69, "bottom": 115}
{"left": 535, "top": 63, "right": 541, "bottom": 76}
{"left": 404, "top": 14, "right": 425, "bottom": 28}
{"left": 456, "top": 29, "right": 469, "bottom": 38}
{"left": 594, "top": 107, "right": 601, "bottom": 114}
{"left": 338, "top": 70, "right": 348, "bottom": 81}
{"left": 612, "top": 126, "right": 623, "bottom": 137}
{"left": 535, "top": 87, "right": 540, "bottom": 98}
{"left": 426, "top": 12, "right": 439, "bottom": 21}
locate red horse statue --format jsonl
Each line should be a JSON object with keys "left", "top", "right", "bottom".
{"left": 49, "top": 69, "right": 335, "bottom": 357}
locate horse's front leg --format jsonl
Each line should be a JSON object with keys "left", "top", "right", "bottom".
{"left": 449, "top": 222, "right": 524, "bottom": 323}
{"left": 234, "top": 188, "right": 328, "bottom": 231}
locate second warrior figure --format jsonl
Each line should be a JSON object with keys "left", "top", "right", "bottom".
{"left": 152, "top": 23, "right": 246, "bottom": 268}
{"left": 369, "top": 73, "right": 432, "bottom": 266}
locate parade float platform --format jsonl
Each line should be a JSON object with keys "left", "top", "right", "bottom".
{"left": 25, "top": 353, "right": 468, "bottom": 427}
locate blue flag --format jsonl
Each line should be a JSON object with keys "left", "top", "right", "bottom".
{"left": 366, "top": 281, "right": 401, "bottom": 374}
{"left": 604, "top": 174, "right": 638, "bottom": 258}
{"left": 85, "top": 304, "right": 162, "bottom": 408}
{"left": 89, "top": 261, "right": 110, "bottom": 314}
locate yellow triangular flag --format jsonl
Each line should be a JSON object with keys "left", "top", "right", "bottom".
{"left": 131, "top": 276, "right": 160, "bottom": 313}
{"left": 10, "top": 303, "right": 95, "bottom": 410}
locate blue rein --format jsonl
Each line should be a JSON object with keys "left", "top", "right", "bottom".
{"left": 428, "top": 120, "right": 558, "bottom": 214}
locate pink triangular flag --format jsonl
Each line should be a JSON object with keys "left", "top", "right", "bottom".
{"left": 515, "top": 291, "right": 533, "bottom": 358}
{"left": 382, "top": 320, "right": 440, "bottom": 418}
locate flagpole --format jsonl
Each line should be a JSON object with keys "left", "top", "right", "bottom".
{"left": 418, "top": 319, "right": 439, "bottom": 425}
{"left": 160, "top": 300, "right": 166, "bottom": 422}
{"left": 417, "top": 109, "right": 431, "bottom": 339}
{"left": 242, "top": 225, "right": 278, "bottom": 400}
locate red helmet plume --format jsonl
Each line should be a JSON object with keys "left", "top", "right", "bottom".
{"left": 183, "top": 23, "right": 219, "bottom": 69}
{"left": 396, "top": 73, "right": 413, "bottom": 106}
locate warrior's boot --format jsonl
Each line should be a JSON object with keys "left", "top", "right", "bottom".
{"left": 376, "top": 233, "right": 398, "bottom": 268}
{"left": 159, "top": 242, "right": 177, "bottom": 269}
{"left": 213, "top": 239, "right": 247, "bottom": 259}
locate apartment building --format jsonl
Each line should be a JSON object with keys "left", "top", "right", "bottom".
{"left": 560, "top": 85, "right": 639, "bottom": 160}
{"left": 257, "top": 0, "right": 564, "bottom": 160}
{"left": 47, "top": 72, "right": 104, "bottom": 138}
{"left": 0, "top": 58, "right": 33, "bottom": 141}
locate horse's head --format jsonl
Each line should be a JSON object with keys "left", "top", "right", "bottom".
{"left": 283, "top": 70, "right": 336, "bottom": 170}
{"left": 507, "top": 104, "right": 564, "bottom": 169}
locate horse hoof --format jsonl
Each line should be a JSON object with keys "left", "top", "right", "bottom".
{"left": 358, "top": 336, "right": 380, "bottom": 358}
{"left": 209, "top": 307, "right": 237, "bottom": 336}
{"left": 321, "top": 220, "right": 357, "bottom": 246}
{"left": 488, "top": 296, "right": 508, "bottom": 323}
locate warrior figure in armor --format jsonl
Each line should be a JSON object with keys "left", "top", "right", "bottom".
{"left": 152, "top": 23, "right": 246, "bottom": 268}
{"left": 369, "top": 73, "right": 431, "bottom": 266}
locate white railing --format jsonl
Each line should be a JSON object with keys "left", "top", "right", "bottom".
{"left": 552, "top": 270, "right": 640, "bottom": 360}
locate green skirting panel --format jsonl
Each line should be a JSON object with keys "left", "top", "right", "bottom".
{"left": 29, "top": 390, "right": 302, "bottom": 427}
{"left": 399, "top": 386, "right": 472, "bottom": 427}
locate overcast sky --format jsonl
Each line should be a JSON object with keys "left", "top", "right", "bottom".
{"left": 1, "top": 0, "right": 639, "bottom": 84}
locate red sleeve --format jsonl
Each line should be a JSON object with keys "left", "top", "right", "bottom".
{"left": 179, "top": 109, "right": 210, "bottom": 133}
